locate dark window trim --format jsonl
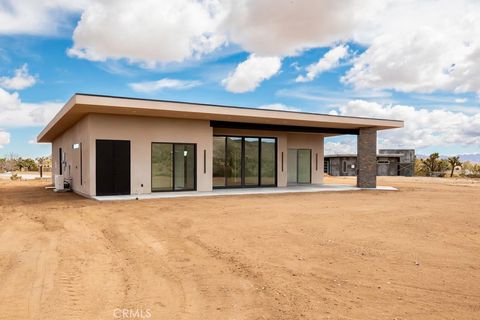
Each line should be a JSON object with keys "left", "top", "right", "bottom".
{"left": 211, "top": 121, "right": 360, "bottom": 135}
{"left": 80, "top": 143, "right": 82, "bottom": 186}
{"left": 151, "top": 142, "right": 197, "bottom": 192}
{"left": 59, "top": 147, "right": 63, "bottom": 175}
{"left": 213, "top": 134, "right": 277, "bottom": 189}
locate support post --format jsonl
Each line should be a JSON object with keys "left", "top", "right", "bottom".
{"left": 357, "top": 128, "right": 377, "bottom": 188}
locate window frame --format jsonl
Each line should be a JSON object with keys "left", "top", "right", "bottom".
{"left": 151, "top": 142, "right": 197, "bottom": 192}
{"left": 213, "top": 135, "right": 277, "bottom": 189}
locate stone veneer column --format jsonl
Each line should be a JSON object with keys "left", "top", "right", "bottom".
{"left": 357, "top": 127, "right": 377, "bottom": 188}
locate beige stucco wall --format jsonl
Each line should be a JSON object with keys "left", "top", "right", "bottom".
{"left": 52, "top": 114, "right": 324, "bottom": 197}
{"left": 286, "top": 133, "right": 324, "bottom": 185}
{"left": 52, "top": 116, "right": 91, "bottom": 196}
{"left": 87, "top": 114, "right": 213, "bottom": 195}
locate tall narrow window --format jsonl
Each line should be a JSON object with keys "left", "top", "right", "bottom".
{"left": 59, "top": 147, "right": 63, "bottom": 175}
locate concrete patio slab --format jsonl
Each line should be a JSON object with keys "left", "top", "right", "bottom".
{"left": 92, "top": 184, "right": 397, "bottom": 201}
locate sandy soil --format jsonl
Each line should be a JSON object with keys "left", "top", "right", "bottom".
{"left": 0, "top": 176, "right": 479, "bottom": 319}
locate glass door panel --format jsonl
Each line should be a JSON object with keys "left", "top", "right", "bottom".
{"left": 174, "top": 144, "right": 195, "bottom": 190}
{"left": 260, "top": 138, "right": 276, "bottom": 186}
{"left": 226, "top": 137, "right": 242, "bottom": 186}
{"left": 213, "top": 136, "right": 226, "bottom": 187}
{"left": 297, "top": 149, "right": 311, "bottom": 183}
{"left": 244, "top": 137, "right": 259, "bottom": 186}
{"left": 287, "top": 149, "right": 297, "bottom": 184}
{"left": 152, "top": 143, "right": 173, "bottom": 191}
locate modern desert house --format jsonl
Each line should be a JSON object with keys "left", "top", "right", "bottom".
{"left": 37, "top": 94, "right": 403, "bottom": 197}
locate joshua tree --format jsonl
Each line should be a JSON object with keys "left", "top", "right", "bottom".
{"left": 447, "top": 156, "right": 462, "bottom": 177}
{"left": 422, "top": 153, "right": 441, "bottom": 176}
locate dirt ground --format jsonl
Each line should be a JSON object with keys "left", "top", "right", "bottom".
{"left": 0, "top": 176, "right": 479, "bottom": 320}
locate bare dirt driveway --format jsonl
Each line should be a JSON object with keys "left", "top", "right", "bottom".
{"left": 0, "top": 176, "right": 479, "bottom": 319}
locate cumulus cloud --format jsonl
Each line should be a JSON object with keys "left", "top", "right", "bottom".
{"left": 258, "top": 103, "right": 300, "bottom": 111}
{"left": 0, "top": 0, "right": 86, "bottom": 35}
{"left": 0, "top": 64, "right": 36, "bottom": 90}
{"left": 324, "top": 139, "right": 357, "bottom": 155}
{"left": 0, "top": 130, "right": 10, "bottom": 148}
{"left": 223, "top": 0, "right": 359, "bottom": 56}
{"left": 3, "top": 0, "right": 480, "bottom": 95}
{"left": 222, "top": 54, "right": 281, "bottom": 93}
{"left": 68, "top": 0, "right": 227, "bottom": 66}
{"left": 332, "top": 100, "right": 480, "bottom": 149}
{"left": 0, "top": 88, "right": 62, "bottom": 127}
{"left": 129, "top": 78, "right": 201, "bottom": 93}
{"left": 342, "top": 1, "right": 480, "bottom": 94}
{"left": 296, "top": 44, "right": 350, "bottom": 82}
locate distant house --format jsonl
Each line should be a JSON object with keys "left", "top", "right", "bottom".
{"left": 325, "top": 149, "right": 415, "bottom": 177}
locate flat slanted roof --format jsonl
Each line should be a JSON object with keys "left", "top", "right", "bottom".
{"left": 37, "top": 93, "right": 404, "bottom": 142}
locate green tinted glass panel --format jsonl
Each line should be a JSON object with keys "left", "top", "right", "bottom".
{"left": 152, "top": 143, "right": 173, "bottom": 191}
{"left": 260, "top": 138, "right": 276, "bottom": 186}
{"left": 226, "top": 137, "right": 242, "bottom": 186}
{"left": 174, "top": 144, "right": 195, "bottom": 190}
{"left": 213, "top": 136, "right": 226, "bottom": 187}
{"left": 297, "top": 149, "right": 311, "bottom": 183}
{"left": 244, "top": 137, "right": 259, "bottom": 185}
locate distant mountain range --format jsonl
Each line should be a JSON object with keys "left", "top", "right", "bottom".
{"left": 417, "top": 153, "right": 480, "bottom": 163}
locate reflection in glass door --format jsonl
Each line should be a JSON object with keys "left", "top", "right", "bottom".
{"left": 152, "top": 143, "right": 196, "bottom": 191}
{"left": 287, "top": 149, "right": 311, "bottom": 184}
{"left": 213, "top": 136, "right": 277, "bottom": 188}
{"left": 244, "top": 138, "right": 259, "bottom": 186}
{"left": 174, "top": 144, "right": 195, "bottom": 190}
{"left": 226, "top": 137, "right": 242, "bottom": 186}
{"left": 297, "top": 149, "right": 311, "bottom": 183}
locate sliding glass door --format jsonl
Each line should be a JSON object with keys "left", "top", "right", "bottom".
{"left": 152, "top": 143, "right": 196, "bottom": 191}
{"left": 213, "top": 135, "right": 276, "bottom": 188}
{"left": 287, "top": 149, "right": 311, "bottom": 184}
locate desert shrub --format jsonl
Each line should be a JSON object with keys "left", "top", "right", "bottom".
{"left": 10, "top": 173, "right": 22, "bottom": 181}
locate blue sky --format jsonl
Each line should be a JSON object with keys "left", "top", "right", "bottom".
{"left": 0, "top": 0, "right": 479, "bottom": 158}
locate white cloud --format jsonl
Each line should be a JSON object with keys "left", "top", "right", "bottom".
{"left": 258, "top": 103, "right": 300, "bottom": 111}
{"left": 223, "top": 0, "right": 360, "bottom": 56}
{"left": 332, "top": 99, "right": 480, "bottom": 149}
{"left": 2, "top": 0, "right": 480, "bottom": 96}
{"left": 129, "top": 78, "right": 201, "bottom": 93}
{"left": 0, "top": 0, "right": 86, "bottom": 35}
{"left": 455, "top": 98, "right": 468, "bottom": 103}
{"left": 222, "top": 54, "right": 281, "bottom": 93}
{"left": 0, "top": 64, "right": 36, "bottom": 90}
{"left": 296, "top": 44, "right": 349, "bottom": 82}
{"left": 324, "top": 139, "right": 356, "bottom": 155}
{"left": 0, "top": 88, "right": 62, "bottom": 127}
{"left": 68, "top": 0, "right": 227, "bottom": 66}
{"left": 342, "top": 1, "right": 480, "bottom": 94}
{"left": 0, "top": 130, "right": 10, "bottom": 148}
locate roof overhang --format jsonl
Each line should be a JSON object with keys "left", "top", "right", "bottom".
{"left": 37, "top": 93, "right": 404, "bottom": 143}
